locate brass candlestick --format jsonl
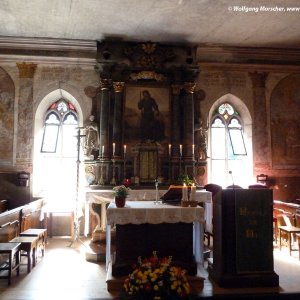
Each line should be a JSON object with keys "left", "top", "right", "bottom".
{"left": 98, "top": 159, "right": 105, "bottom": 185}
{"left": 110, "top": 158, "right": 116, "bottom": 185}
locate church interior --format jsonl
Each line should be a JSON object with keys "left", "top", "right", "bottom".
{"left": 1, "top": 0, "right": 300, "bottom": 299}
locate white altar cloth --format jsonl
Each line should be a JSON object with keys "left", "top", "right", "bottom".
{"left": 106, "top": 201, "right": 205, "bottom": 269}
{"left": 85, "top": 188, "right": 211, "bottom": 235}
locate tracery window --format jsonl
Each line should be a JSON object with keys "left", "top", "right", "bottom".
{"left": 41, "top": 99, "right": 78, "bottom": 154}
{"left": 210, "top": 103, "right": 247, "bottom": 187}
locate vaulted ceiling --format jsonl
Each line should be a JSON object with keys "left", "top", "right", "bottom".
{"left": 0, "top": 0, "right": 300, "bottom": 49}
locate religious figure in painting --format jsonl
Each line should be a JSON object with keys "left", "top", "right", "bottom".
{"left": 138, "top": 90, "right": 165, "bottom": 141}
{"left": 83, "top": 115, "right": 99, "bottom": 160}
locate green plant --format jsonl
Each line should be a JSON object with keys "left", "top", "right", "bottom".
{"left": 112, "top": 185, "right": 130, "bottom": 198}
{"left": 178, "top": 174, "right": 193, "bottom": 186}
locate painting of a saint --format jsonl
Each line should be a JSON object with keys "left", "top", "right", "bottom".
{"left": 138, "top": 90, "right": 165, "bottom": 141}
{"left": 124, "top": 86, "right": 170, "bottom": 144}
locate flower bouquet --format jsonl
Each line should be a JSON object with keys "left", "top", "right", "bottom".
{"left": 112, "top": 185, "right": 130, "bottom": 207}
{"left": 122, "top": 251, "right": 191, "bottom": 300}
{"left": 112, "top": 185, "right": 131, "bottom": 198}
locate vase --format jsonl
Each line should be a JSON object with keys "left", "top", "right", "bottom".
{"left": 115, "top": 196, "right": 126, "bottom": 208}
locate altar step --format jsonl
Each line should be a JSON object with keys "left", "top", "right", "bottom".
{"left": 106, "top": 261, "right": 205, "bottom": 296}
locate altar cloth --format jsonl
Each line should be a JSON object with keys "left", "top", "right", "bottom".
{"left": 106, "top": 201, "right": 205, "bottom": 270}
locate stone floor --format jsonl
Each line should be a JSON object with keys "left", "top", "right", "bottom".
{"left": 0, "top": 237, "right": 300, "bottom": 299}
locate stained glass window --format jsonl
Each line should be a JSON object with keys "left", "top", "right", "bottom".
{"left": 210, "top": 103, "right": 247, "bottom": 187}
{"left": 41, "top": 99, "right": 78, "bottom": 153}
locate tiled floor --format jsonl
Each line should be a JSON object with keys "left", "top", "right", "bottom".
{"left": 0, "top": 237, "right": 300, "bottom": 300}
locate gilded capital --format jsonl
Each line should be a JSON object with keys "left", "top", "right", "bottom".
{"left": 113, "top": 82, "right": 125, "bottom": 93}
{"left": 171, "top": 84, "right": 182, "bottom": 95}
{"left": 17, "top": 62, "right": 37, "bottom": 78}
{"left": 184, "top": 82, "right": 196, "bottom": 93}
{"left": 99, "top": 78, "right": 112, "bottom": 90}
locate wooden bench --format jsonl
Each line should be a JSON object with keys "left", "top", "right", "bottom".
{"left": 0, "top": 242, "right": 21, "bottom": 285}
{"left": 279, "top": 225, "right": 300, "bottom": 256}
{"left": 20, "top": 228, "right": 47, "bottom": 257}
{"left": 9, "top": 236, "right": 39, "bottom": 273}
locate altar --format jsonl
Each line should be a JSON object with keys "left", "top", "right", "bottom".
{"left": 106, "top": 201, "right": 205, "bottom": 277}
{"left": 85, "top": 188, "right": 212, "bottom": 241}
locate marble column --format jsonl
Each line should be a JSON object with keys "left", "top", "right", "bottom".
{"left": 183, "top": 82, "right": 196, "bottom": 159}
{"left": 249, "top": 72, "right": 269, "bottom": 170}
{"left": 170, "top": 84, "right": 182, "bottom": 158}
{"left": 98, "top": 79, "right": 112, "bottom": 158}
{"left": 112, "top": 82, "right": 125, "bottom": 158}
{"left": 16, "top": 62, "right": 37, "bottom": 170}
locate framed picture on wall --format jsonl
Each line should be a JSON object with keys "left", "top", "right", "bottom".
{"left": 124, "top": 85, "right": 170, "bottom": 145}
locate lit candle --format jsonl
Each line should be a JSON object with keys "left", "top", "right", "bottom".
{"left": 112, "top": 142, "right": 115, "bottom": 156}
{"left": 168, "top": 144, "right": 171, "bottom": 157}
{"left": 192, "top": 144, "right": 195, "bottom": 156}
{"left": 180, "top": 144, "right": 182, "bottom": 157}
{"left": 124, "top": 144, "right": 127, "bottom": 155}
{"left": 182, "top": 183, "right": 188, "bottom": 201}
{"left": 102, "top": 145, "right": 104, "bottom": 158}
{"left": 190, "top": 183, "right": 196, "bottom": 201}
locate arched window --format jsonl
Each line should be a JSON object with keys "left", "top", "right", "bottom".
{"left": 210, "top": 103, "right": 247, "bottom": 187}
{"left": 41, "top": 99, "right": 78, "bottom": 155}
{"left": 38, "top": 99, "right": 79, "bottom": 211}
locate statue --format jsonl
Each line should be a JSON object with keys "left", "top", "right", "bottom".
{"left": 83, "top": 115, "right": 99, "bottom": 160}
{"left": 195, "top": 119, "right": 208, "bottom": 161}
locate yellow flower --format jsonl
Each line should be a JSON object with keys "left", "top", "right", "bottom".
{"left": 153, "top": 285, "right": 159, "bottom": 291}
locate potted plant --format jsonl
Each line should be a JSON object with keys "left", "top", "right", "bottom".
{"left": 112, "top": 185, "right": 130, "bottom": 208}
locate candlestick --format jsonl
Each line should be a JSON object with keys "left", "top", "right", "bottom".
{"left": 110, "top": 158, "right": 116, "bottom": 185}
{"left": 123, "top": 145, "right": 126, "bottom": 180}
{"left": 180, "top": 144, "right": 182, "bottom": 157}
{"left": 112, "top": 142, "right": 115, "bottom": 157}
{"left": 190, "top": 183, "right": 196, "bottom": 201}
{"left": 182, "top": 183, "right": 188, "bottom": 201}
{"left": 192, "top": 144, "right": 195, "bottom": 156}
{"left": 101, "top": 145, "right": 104, "bottom": 158}
{"left": 168, "top": 144, "right": 171, "bottom": 157}
{"left": 154, "top": 179, "right": 159, "bottom": 205}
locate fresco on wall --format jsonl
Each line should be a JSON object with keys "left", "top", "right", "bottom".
{"left": 124, "top": 86, "right": 170, "bottom": 146}
{"left": 270, "top": 74, "right": 300, "bottom": 168}
{"left": 0, "top": 68, "right": 15, "bottom": 164}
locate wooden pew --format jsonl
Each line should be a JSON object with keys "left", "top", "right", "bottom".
{"left": 0, "top": 220, "right": 19, "bottom": 242}
{"left": 20, "top": 198, "right": 45, "bottom": 232}
{"left": 0, "top": 200, "right": 8, "bottom": 214}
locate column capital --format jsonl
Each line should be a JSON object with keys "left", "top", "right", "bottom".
{"left": 113, "top": 82, "right": 125, "bottom": 93}
{"left": 16, "top": 62, "right": 37, "bottom": 78}
{"left": 99, "top": 78, "right": 112, "bottom": 90}
{"left": 171, "top": 84, "right": 182, "bottom": 95}
{"left": 184, "top": 82, "right": 197, "bottom": 93}
{"left": 249, "top": 72, "right": 268, "bottom": 88}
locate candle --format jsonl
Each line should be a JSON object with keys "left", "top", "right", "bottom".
{"left": 102, "top": 145, "right": 104, "bottom": 158}
{"left": 180, "top": 144, "right": 182, "bottom": 157}
{"left": 182, "top": 183, "right": 188, "bottom": 201}
{"left": 190, "top": 183, "right": 196, "bottom": 201}
{"left": 168, "top": 144, "right": 171, "bottom": 157}
{"left": 124, "top": 144, "right": 127, "bottom": 155}
{"left": 192, "top": 144, "right": 195, "bottom": 156}
{"left": 112, "top": 142, "right": 115, "bottom": 156}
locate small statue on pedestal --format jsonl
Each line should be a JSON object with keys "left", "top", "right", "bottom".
{"left": 83, "top": 115, "right": 99, "bottom": 160}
